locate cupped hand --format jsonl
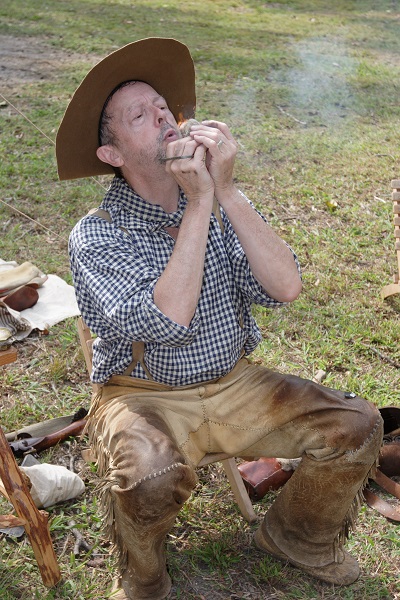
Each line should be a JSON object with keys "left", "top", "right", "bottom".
{"left": 164, "top": 137, "right": 214, "bottom": 201}
{"left": 188, "top": 121, "right": 237, "bottom": 193}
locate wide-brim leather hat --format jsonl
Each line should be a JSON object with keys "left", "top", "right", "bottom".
{"left": 56, "top": 37, "right": 196, "bottom": 180}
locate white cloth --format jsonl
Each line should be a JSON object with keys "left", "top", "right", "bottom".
{"left": 20, "top": 464, "right": 85, "bottom": 508}
{"left": 0, "top": 259, "right": 80, "bottom": 344}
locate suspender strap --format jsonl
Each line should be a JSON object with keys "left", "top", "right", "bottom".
{"left": 87, "top": 207, "right": 113, "bottom": 222}
{"left": 123, "top": 341, "right": 154, "bottom": 381}
{"left": 88, "top": 207, "right": 129, "bottom": 235}
{"left": 213, "top": 197, "right": 224, "bottom": 234}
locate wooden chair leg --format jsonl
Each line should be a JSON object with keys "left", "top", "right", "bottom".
{"left": 0, "top": 427, "right": 61, "bottom": 588}
{"left": 221, "top": 458, "right": 258, "bottom": 523}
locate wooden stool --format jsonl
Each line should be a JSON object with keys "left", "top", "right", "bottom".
{"left": 0, "top": 426, "right": 61, "bottom": 587}
{"left": 381, "top": 179, "right": 400, "bottom": 299}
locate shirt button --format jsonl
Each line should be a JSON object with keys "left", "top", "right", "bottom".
{"left": 198, "top": 386, "right": 205, "bottom": 398}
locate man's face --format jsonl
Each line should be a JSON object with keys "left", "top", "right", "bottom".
{"left": 104, "top": 81, "right": 181, "bottom": 169}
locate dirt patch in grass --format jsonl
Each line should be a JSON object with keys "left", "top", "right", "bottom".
{"left": 0, "top": 34, "right": 96, "bottom": 91}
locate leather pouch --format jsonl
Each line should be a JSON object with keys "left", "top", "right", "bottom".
{"left": 237, "top": 457, "right": 294, "bottom": 502}
{"left": 2, "top": 285, "right": 39, "bottom": 312}
{"left": 365, "top": 406, "right": 400, "bottom": 522}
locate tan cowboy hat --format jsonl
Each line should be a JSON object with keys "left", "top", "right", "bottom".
{"left": 56, "top": 37, "right": 196, "bottom": 180}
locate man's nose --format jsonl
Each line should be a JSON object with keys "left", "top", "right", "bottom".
{"left": 155, "top": 106, "right": 166, "bottom": 125}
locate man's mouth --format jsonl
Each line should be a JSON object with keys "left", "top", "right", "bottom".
{"left": 163, "top": 127, "right": 180, "bottom": 143}
{"left": 157, "top": 125, "right": 181, "bottom": 163}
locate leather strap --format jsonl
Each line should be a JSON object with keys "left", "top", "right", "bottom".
{"left": 123, "top": 340, "right": 154, "bottom": 381}
{"left": 364, "top": 488, "right": 400, "bottom": 522}
{"left": 87, "top": 207, "right": 112, "bottom": 222}
{"left": 88, "top": 208, "right": 129, "bottom": 235}
{"left": 374, "top": 469, "right": 400, "bottom": 500}
{"left": 212, "top": 197, "right": 224, "bottom": 233}
{"left": 365, "top": 467, "right": 400, "bottom": 522}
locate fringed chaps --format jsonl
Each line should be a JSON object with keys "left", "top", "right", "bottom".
{"left": 85, "top": 359, "right": 383, "bottom": 594}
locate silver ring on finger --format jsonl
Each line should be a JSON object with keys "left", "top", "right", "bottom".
{"left": 217, "top": 139, "right": 224, "bottom": 150}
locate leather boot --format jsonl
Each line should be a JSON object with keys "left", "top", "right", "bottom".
{"left": 111, "top": 461, "right": 196, "bottom": 599}
{"left": 255, "top": 399, "right": 383, "bottom": 585}
{"left": 254, "top": 526, "right": 360, "bottom": 585}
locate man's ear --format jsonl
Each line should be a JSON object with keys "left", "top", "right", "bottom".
{"left": 96, "top": 145, "right": 124, "bottom": 167}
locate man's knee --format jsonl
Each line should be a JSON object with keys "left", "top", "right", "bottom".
{"left": 288, "top": 379, "right": 384, "bottom": 457}
{"left": 112, "top": 461, "right": 198, "bottom": 524}
{"left": 103, "top": 407, "right": 197, "bottom": 516}
{"left": 342, "top": 397, "right": 383, "bottom": 460}
{"left": 322, "top": 393, "right": 383, "bottom": 457}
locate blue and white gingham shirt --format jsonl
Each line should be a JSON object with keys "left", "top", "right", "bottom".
{"left": 69, "top": 177, "right": 299, "bottom": 386}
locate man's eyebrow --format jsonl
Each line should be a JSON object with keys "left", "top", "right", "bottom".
{"left": 153, "top": 95, "right": 167, "bottom": 104}
{"left": 126, "top": 95, "right": 167, "bottom": 114}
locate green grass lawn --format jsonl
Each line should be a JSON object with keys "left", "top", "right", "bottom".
{"left": 0, "top": 1, "right": 399, "bottom": 598}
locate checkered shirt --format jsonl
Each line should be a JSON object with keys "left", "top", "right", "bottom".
{"left": 69, "top": 177, "right": 300, "bottom": 385}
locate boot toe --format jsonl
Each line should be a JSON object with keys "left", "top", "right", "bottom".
{"left": 110, "top": 578, "right": 129, "bottom": 599}
{"left": 110, "top": 571, "right": 172, "bottom": 600}
{"left": 254, "top": 527, "right": 360, "bottom": 586}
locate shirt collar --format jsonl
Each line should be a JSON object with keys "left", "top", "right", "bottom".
{"left": 104, "top": 177, "right": 186, "bottom": 229}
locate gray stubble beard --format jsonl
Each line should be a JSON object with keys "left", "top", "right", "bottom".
{"left": 156, "top": 123, "right": 181, "bottom": 164}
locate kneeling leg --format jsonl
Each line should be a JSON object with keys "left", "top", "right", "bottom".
{"left": 90, "top": 404, "right": 197, "bottom": 600}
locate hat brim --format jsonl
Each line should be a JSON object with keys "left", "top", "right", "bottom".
{"left": 56, "top": 38, "right": 196, "bottom": 180}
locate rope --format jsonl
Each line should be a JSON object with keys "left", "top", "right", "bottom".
{"left": 0, "top": 93, "right": 56, "bottom": 146}
{"left": 0, "top": 197, "right": 68, "bottom": 242}
{"left": 0, "top": 92, "right": 108, "bottom": 238}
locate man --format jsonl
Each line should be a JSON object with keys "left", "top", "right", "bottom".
{"left": 56, "top": 38, "right": 383, "bottom": 600}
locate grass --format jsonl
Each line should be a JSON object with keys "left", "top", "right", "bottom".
{"left": 0, "top": 0, "right": 399, "bottom": 598}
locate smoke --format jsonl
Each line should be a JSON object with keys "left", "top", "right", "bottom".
{"left": 274, "top": 37, "right": 357, "bottom": 128}
{"left": 223, "top": 36, "right": 357, "bottom": 137}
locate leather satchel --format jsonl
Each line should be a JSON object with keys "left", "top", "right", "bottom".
{"left": 365, "top": 405, "right": 400, "bottom": 522}
{"left": 237, "top": 457, "right": 295, "bottom": 501}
